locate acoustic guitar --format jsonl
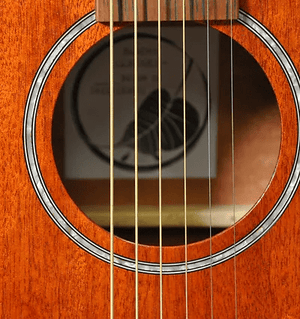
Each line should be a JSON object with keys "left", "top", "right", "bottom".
{"left": 1, "top": 0, "right": 300, "bottom": 318}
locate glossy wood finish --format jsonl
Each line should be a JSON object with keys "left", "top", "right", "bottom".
{"left": 96, "top": 0, "right": 238, "bottom": 22}
{"left": 1, "top": 0, "right": 300, "bottom": 318}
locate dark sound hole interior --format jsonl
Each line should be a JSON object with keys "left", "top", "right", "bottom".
{"left": 52, "top": 24, "right": 280, "bottom": 246}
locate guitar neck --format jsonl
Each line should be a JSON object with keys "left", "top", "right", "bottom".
{"left": 96, "top": 0, "right": 239, "bottom": 22}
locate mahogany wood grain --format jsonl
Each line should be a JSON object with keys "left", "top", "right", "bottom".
{"left": 1, "top": 0, "right": 300, "bottom": 318}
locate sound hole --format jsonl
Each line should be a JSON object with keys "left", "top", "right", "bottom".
{"left": 52, "top": 25, "right": 280, "bottom": 246}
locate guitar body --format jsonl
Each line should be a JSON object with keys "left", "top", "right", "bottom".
{"left": 1, "top": 0, "right": 300, "bottom": 318}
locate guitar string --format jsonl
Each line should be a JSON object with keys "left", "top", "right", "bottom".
{"left": 158, "top": 0, "right": 163, "bottom": 318}
{"left": 230, "top": 3, "right": 238, "bottom": 319}
{"left": 182, "top": 0, "right": 188, "bottom": 318}
{"left": 206, "top": 1, "right": 213, "bottom": 318}
{"left": 134, "top": 0, "right": 139, "bottom": 316}
{"left": 109, "top": 0, "right": 114, "bottom": 316}
{"left": 111, "top": 3, "right": 233, "bottom": 318}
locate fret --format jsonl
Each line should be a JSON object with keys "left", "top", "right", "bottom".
{"left": 96, "top": 0, "right": 239, "bottom": 22}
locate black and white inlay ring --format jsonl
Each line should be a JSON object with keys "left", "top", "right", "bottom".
{"left": 23, "top": 10, "right": 300, "bottom": 274}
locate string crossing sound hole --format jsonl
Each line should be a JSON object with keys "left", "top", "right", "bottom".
{"left": 52, "top": 25, "right": 280, "bottom": 246}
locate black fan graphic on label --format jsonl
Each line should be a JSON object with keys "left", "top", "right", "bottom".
{"left": 72, "top": 35, "right": 208, "bottom": 171}
{"left": 117, "top": 89, "right": 200, "bottom": 162}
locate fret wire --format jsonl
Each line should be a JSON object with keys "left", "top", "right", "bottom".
{"left": 230, "top": 5, "right": 238, "bottom": 319}
{"left": 109, "top": 0, "right": 114, "bottom": 316}
{"left": 134, "top": 0, "right": 139, "bottom": 316}
{"left": 182, "top": 0, "right": 188, "bottom": 317}
{"left": 158, "top": 0, "right": 163, "bottom": 317}
{"left": 206, "top": 0, "right": 213, "bottom": 318}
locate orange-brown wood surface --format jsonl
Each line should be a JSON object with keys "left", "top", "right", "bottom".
{"left": 1, "top": 0, "right": 300, "bottom": 318}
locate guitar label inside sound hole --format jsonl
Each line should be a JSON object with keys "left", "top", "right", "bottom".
{"left": 52, "top": 25, "right": 280, "bottom": 246}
